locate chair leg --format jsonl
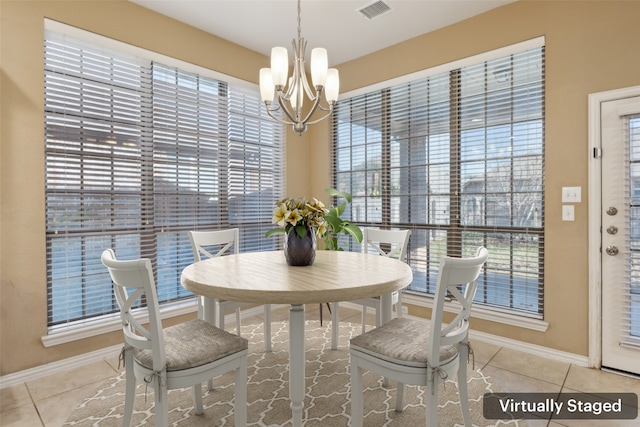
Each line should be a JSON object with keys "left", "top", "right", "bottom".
{"left": 457, "top": 345, "right": 472, "bottom": 426}
{"left": 331, "top": 302, "right": 339, "bottom": 350}
{"left": 382, "top": 374, "right": 390, "bottom": 388}
{"left": 214, "top": 306, "right": 230, "bottom": 392}
{"left": 264, "top": 304, "right": 272, "bottom": 352}
{"left": 123, "top": 350, "right": 135, "bottom": 427}
{"left": 397, "top": 291, "right": 404, "bottom": 318}
{"left": 375, "top": 301, "right": 391, "bottom": 387}
{"left": 192, "top": 383, "right": 204, "bottom": 415}
{"left": 234, "top": 358, "right": 248, "bottom": 426}
{"left": 235, "top": 307, "right": 241, "bottom": 336}
{"left": 154, "top": 373, "right": 169, "bottom": 427}
{"left": 425, "top": 370, "right": 439, "bottom": 427}
{"left": 395, "top": 382, "right": 406, "bottom": 412}
{"left": 350, "top": 358, "right": 364, "bottom": 427}
{"left": 197, "top": 295, "right": 204, "bottom": 320}
{"left": 320, "top": 303, "right": 332, "bottom": 326}
{"left": 361, "top": 307, "right": 367, "bottom": 334}
{"left": 218, "top": 304, "right": 225, "bottom": 332}
{"left": 212, "top": 300, "right": 221, "bottom": 328}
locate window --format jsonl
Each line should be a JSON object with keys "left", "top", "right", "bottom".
{"left": 332, "top": 40, "right": 544, "bottom": 318}
{"left": 44, "top": 30, "right": 284, "bottom": 331}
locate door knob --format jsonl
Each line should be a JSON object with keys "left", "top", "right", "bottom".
{"left": 606, "top": 246, "right": 619, "bottom": 256}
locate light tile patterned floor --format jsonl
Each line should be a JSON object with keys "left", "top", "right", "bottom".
{"left": 1, "top": 305, "right": 639, "bottom": 426}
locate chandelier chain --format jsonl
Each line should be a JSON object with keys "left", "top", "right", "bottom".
{"left": 297, "top": 0, "right": 302, "bottom": 41}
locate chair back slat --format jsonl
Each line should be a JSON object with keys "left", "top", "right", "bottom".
{"left": 362, "top": 228, "right": 411, "bottom": 262}
{"left": 189, "top": 229, "right": 239, "bottom": 261}
{"left": 114, "top": 286, "right": 153, "bottom": 346}
{"left": 439, "top": 285, "right": 471, "bottom": 345}
{"left": 101, "top": 249, "right": 165, "bottom": 370}
{"left": 429, "top": 247, "right": 488, "bottom": 361}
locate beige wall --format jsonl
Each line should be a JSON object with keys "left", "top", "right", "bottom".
{"left": 2, "top": 0, "right": 639, "bottom": 375}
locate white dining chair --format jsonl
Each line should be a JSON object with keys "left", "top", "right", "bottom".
{"left": 101, "top": 249, "right": 248, "bottom": 427}
{"left": 330, "top": 228, "right": 411, "bottom": 350}
{"left": 349, "top": 246, "right": 488, "bottom": 427}
{"left": 188, "top": 229, "right": 272, "bottom": 352}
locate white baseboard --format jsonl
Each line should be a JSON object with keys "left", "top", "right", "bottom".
{"left": 468, "top": 329, "right": 589, "bottom": 367}
{"left": 0, "top": 302, "right": 587, "bottom": 390}
{"left": 0, "top": 343, "right": 124, "bottom": 389}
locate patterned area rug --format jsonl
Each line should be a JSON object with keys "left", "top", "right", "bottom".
{"left": 64, "top": 319, "right": 525, "bottom": 426}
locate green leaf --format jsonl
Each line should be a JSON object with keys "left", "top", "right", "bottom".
{"left": 326, "top": 188, "right": 352, "bottom": 203}
{"left": 294, "top": 224, "right": 307, "bottom": 238}
{"left": 329, "top": 236, "right": 338, "bottom": 250}
{"left": 342, "top": 222, "right": 363, "bottom": 243}
{"left": 327, "top": 206, "right": 340, "bottom": 218}
{"left": 324, "top": 214, "right": 343, "bottom": 232}
{"left": 265, "top": 228, "right": 286, "bottom": 238}
{"left": 322, "top": 188, "right": 362, "bottom": 250}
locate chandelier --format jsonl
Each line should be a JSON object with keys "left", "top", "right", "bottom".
{"left": 259, "top": 0, "right": 339, "bottom": 135}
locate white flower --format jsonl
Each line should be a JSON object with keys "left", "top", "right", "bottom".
{"left": 273, "top": 204, "right": 288, "bottom": 227}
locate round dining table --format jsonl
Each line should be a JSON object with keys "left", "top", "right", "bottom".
{"left": 181, "top": 249, "right": 413, "bottom": 427}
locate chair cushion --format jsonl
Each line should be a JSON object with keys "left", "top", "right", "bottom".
{"left": 350, "top": 317, "right": 458, "bottom": 368}
{"left": 134, "top": 319, "right": 248, "bottom": 372}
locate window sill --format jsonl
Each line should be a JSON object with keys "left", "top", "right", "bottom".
{"left": 41, "top": 300, "right": 198, "bottom": 347}
{"left": 402, "top": 292, "right": 549, "bottom": 332}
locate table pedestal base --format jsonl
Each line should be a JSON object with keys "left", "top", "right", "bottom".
{"left": 289, "top": 304, "right": 305, "bottom": 427}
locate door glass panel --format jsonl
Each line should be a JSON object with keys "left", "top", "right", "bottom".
{"left": 628, "top": 116, "right": 640, "bottom": 340}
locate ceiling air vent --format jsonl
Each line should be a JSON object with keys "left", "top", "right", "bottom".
{"left": 357, "top": 0, "right": 394, "bottom": 21}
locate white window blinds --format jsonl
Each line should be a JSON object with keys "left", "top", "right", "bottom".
{"left": 332, "top": 42, "right": 544, "bottom": 318}
{"left": 227, "top": 85, "right": 286, "bottom": 252}
{"left": 44, "top": 31, "right": 284, "bottom": 330}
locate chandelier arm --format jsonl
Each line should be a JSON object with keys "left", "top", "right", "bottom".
{"left": 276, "top": 94, "right": 302, "bottom": 125}
{"left": 299, "top": 91, "right": 325, "bottom": 125}
{"left": 271, "top": 97, "right": 335, "bottom": 128}
{"left": 281, "top": 82, "right": 294, "bottom": 101}
{"left": 282, "top": 39, "right": 301, "bottom": 101}
{"left": 316, "top": 103, "right": 335, "bottom": 113}
{"left": 264, "top": 100, "right": 281, "bottom": 113}
{"left": 305, "top": 108, "right": 336, "bottom": 126}
{"left": 300, "top": 68, "right": 317, "bottom": 101}
{"left": 265, "top": 104, "right": 296, "bottom": 126}
{"left": 264, "top": 101, "right": 298, "bottom": 126}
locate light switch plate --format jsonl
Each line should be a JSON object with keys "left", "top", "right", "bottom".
{"left": 562, "top": 186, "right": 581, "bottom": 203}
{"left": 562, "top": 205, "right": 575, "bottom": 221}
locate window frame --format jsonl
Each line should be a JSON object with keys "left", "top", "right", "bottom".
{"left": 331, "top": 37, "right": 546, "bottom": 326}
{"left": 43, "top": 21, "right": 285, "bottom": 342}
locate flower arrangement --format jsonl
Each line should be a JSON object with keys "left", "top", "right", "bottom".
{"left": 265, "top": 188, "right": 363, "bottom": 249}
{"left": 265, "top": 197, "right": 329, "bottom": 239}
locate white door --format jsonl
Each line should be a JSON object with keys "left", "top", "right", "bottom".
{"left": 601, "top": 95, "right": 640, "bottom": 375}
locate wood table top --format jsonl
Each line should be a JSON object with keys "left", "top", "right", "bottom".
{"left": 181, "top": 250, "right": 413, "bottom": 305}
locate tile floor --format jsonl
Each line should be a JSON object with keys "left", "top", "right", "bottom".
{"left": 1, "top": 305, "right": 639, "bottom": 426}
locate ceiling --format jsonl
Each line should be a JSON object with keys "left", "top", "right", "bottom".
{"left": 129, "top": 0, "right": 515, "bottom": 66}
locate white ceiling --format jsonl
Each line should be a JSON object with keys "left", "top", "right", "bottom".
{"left": 130, "top": 0, "right": 515, "bottom": 66}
